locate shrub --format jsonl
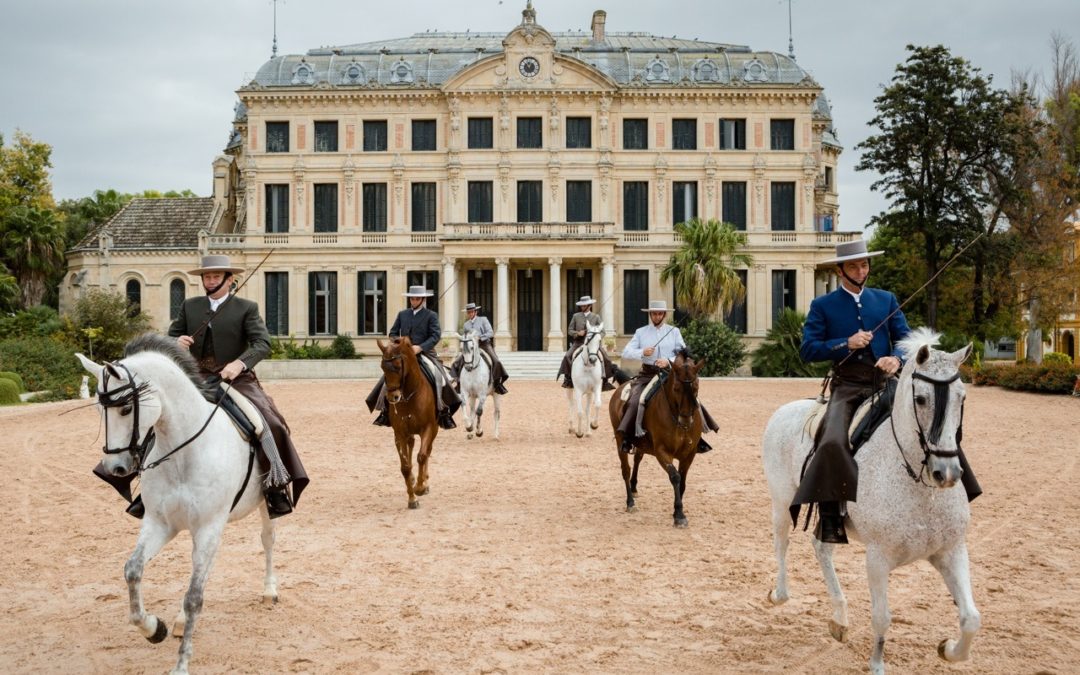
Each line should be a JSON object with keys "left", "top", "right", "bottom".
{"left": 973, "top": 361, "right": 1079, "bottom": 394}
{"left": 0, "top": 370, "right": 25, "bottom": 392}
{"left": 63, "top": 289, "right": 152, "bottom": 361}
{"left": 680, "top": 318, "right": 747, "bottom": 377}
{"left": 751, "top": 308, "right": 830, "bottom": 378}
{"left": 272, "top": 337, "right": 335, "bottom": 360}
{"left": 329, "top": 334, "right": 358, "bottom": 359}
{"left": 0, "top": 337, "right": 83, "bottom": 400}
{"left": 1042, "top": 351, "right": 1072, "bottom": 366}
{"left": 0, "top": 305, "right": 63, "bottom": 339}
{"left": 0, "top": 379, "right": 19, "bottom": 405}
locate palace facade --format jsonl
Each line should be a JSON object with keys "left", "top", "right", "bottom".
{"left": 62, "top": 4, "right": 858, "bottom": 355}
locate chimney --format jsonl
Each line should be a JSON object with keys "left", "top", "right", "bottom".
{"left": 591, "top": 10, "right": 606, "bottom": 42}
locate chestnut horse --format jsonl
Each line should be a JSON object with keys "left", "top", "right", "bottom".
{"left": 608, "top": 351, "right": 706, "bottom": 527}
{"left": 378, "top": 336, "right": 439, "bottom": 509}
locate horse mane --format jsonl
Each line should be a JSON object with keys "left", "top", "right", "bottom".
{"left": 124, "top": 333, "right": 217, "bottom": 402}
{"left": 897, "top": 327, "right": 941, "bottom": 362}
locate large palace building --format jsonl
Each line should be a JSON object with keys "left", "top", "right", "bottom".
{"left": 62, "top": 4, "right": 856, "bottom": 355}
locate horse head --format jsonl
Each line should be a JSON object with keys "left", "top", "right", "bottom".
{"left": 378, "top": 336, "right": 417, "bottom": 404}
{"left": 585, "top": 322, "right": 605, "bottom": 364}
{"left": 668, "top": 349, "right": 706, "bottom": 420}
{"left": 897, "top": 328, "right": 972, "bottom": 489}
{"left": 460, "top": 330, "right": 480, "bottom": 369}
{"left": 77, "top": 352, "right": 160, "bottom": 478}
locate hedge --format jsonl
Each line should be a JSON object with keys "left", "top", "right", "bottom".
{"left": 972, "top": 362, "right": 1080, "bottom": 394}
{"left": 0, "top": 378, "right": 19, "bottom": 405}
{"left": 0, "top": 337, "right": 84, "bottom": 400}
{"left": 0, "top": 370, "right": 25, "bottom": 392}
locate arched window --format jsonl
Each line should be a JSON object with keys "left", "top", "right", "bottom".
{"left": 169, "top": 279, "right": 186, "bottom": 320}
{"left": 125, "top": 279, "right": 141, "bottom": 316}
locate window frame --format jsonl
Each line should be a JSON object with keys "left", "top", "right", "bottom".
{"left": 622, "top": 118, "right": 648, "bottom": 150}
{"left": 467, "top": 181, "right": 494, "bottom": 223}
{"left": 770, "top": 119, "right": 796, "bottom": 151}
{"left": 266, "top": 121, "right": 289, "bottom": 153}
{"left": 719, "top": 118, "right": 746, "bottom": 150}
{"left": 623, "top": 181, "right": 649, "bottom": 231}
{"left": 468, "top": 117, "right": 494, "bottom": 149}
{"left": 516, "top": 117, "right": 542, "bottom": 149}
{"left": 363, "top": 120, "right": 388, "bottom": 152}
{"left": 411, "top": 182, "right": 437, "bottom": 232}
{"left": 313, "top": 120, "right": 339, "bottom": 152}
{"left": 362, "top": 183, "right": 388, "bottom": 232}
{"left": 516, "top": 180, "right": 543, "bottom": 223}
{"left": 566, "top": 180, "right": 592, "bottom": 222}
{"left": 672, "top": 118, "right": 697, "bottom": 150}
{"left": 565, "top": 117, "right": 592, "bottom": 149}
{"left": 313, "top": 183, "right": 338, "bottom": 233}
{"left": 265, "top": 183, "right": 290, "bottom": 233}
{"left": 358, "top": 271, "right": 387, "bottom": 336}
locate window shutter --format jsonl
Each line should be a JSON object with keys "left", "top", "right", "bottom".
{"left": 308, "top": 272, "right": 317, "bottom": 334}
{"left": 329, "top": 272, "right": 338, "bottom": 334}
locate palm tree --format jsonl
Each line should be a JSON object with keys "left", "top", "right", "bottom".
{"left": 0, "top": 262, "right": 19, "bottom": 312}
{"left": 1, "top": 205, "right": 65, "bottom": 307}
{"left": 660, "top": 218, "right": 753, "bottom": 319}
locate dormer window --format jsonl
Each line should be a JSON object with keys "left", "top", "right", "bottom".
{"left": 390, "top": 59, "right": 414, "bottom": 84}
{"left": 291, "top": 60, "right": 315, "bottom": 85}
{"left": 644, "top": 57, "right": 670, "bottom": 83}
{"left": 692, "top": 59, "right": 720, "bottom": 83}
{"left": 743, "top": 58, "right": 770, "bottom": 83}
{"left": 341, "top": 61, "right": 366, "bottom": 85}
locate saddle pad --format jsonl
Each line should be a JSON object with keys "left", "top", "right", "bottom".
{"left": 417, "top": 353, "right": 445, "bottom": 390}
{"left": 804, "top": 397, "right": 874, "bottom": 446}
{"left": 620, "top": 373, "right": 662, "bottom": 402}
{"left": 222, "top": 387, "right": 265, "bottom": 440}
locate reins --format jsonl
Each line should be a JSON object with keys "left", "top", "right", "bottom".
{"left": 889, "top": 368, "right": 963, "bottom": 485}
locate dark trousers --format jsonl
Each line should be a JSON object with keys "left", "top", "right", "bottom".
{"left": 557, "top": 339, "right": 616, "bottom": 388}
{"left": 616, "top": 364, "right": 720, "bottom": 442}
{"left": 365, "top": 350, "right": 462, "bottom": 417}
{"left": 449, "top": 340, "right": 509, "bottom": 386}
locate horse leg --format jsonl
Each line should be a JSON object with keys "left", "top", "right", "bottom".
{"left": 865, "top": 546, "right": 892, "bottom": 675}
{"left": 811, "top": 536, "right": 850, "bottom": 643}
{"left": 474, "top": 396, "right": 485, "bottom": 437}
{"left": 397, "top": 434, "right": 418, "bottom": 509}
{"left": 566, "top": 387, "right": 576, "bottom": 434}
{"left": 573, "top": 390, "right": 585, "bottom": 438}
{"left": 767, "top": 500, "right": 792, "bottom": 606}
{"left": 589, "top": 382, "right": 601, "bottom": 431}
{"left": 630, "top": 451, "right": 643, "bottom": 496}
{"left": 260, "top": 509, "right": 278, "bottom": 605}
{"left": 125, "top": 522, "right": 177, "bottom": 645}
{"left": 172, "top": 521, "right": 227, "bottom": 675}
{"left": 619, "top": 442, "right": 635, "bottom": 512}
{"left": 929, "top": 543, "right": 980, "bottom": 663}
{"left": 492, "top": 393, "right": 501, "bottom": 440}
{"left": 464, "top": 392, "right": 474, "bottom": 434}
{"left": 653, "top": 449, "right": 686, "bottom": 527}
{"left": 415, "top": 428, "right": 435, "bottom": 497}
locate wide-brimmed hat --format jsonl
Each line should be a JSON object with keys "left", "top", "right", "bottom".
{"left": 403, "top": 285, "right": 434, "bottom": 297}
{"left": 641, "top": 300, "right": 672, "bottom": 313}
{"left": 462, "top": 302, "right": 482, "bottom": 312}
{"left": 576, "top": 295, "right": 597, "bottom": 307}
{"left": 188, "top": 254, "right": 245, "bottom": 276}
{"left": 821, "top": 240, "right": 883, "bottom": 265}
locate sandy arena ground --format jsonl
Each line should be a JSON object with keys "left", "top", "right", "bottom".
{"left": 1, "top": 377, "right": 1078, "bottom": 674}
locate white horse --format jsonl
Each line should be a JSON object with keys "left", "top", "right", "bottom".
{"left": 762, "top": 328, "right": 978, "bottom": 674}
{"left": 458, "top": 330, "right": 501, "bottom": 440}
{"left": 567, "top": 321, "right": 605, "bottom": 438}
{"left": 77, "top": 334, "right": 279, "bottom": 675}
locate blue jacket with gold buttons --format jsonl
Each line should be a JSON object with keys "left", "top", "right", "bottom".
{"left": 800, "top": 287, "right": 910, "bottom": 364}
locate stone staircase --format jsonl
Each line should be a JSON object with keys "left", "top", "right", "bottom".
{"left": 497, "top": 351, "right": 566, "bottom": 381}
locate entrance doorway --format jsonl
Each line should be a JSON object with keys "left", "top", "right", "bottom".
{"left": 516, "top": 269, "right": 543, "bottom": 350}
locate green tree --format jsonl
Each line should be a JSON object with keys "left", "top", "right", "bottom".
{"left": 1, "top": 205, "right": 65, "bottom": 308}
{"left": 680, "top": 318, "right": 746, "bottom": 376}
{"left": 0, "top": 130, "right": 55, "bottom": 217}
{"left": 0, "top": 262, "right": 18, "bottom": 312}
{"left": 660, "top": 218, "right": 752, "bottom": 319}
{"left": 62, "top": 288, "right": 151, "bottom": 362}
{"left": 751, "top": 308, "right": 830, "bottom": 378}
{"left": 58, "top": 188, "right": 129, "bottom": 249}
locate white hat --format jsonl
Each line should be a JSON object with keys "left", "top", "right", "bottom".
{"left": 821, "top": 240, "right": 884, "bottom": 265}
{"left": 188, "top": 254, "right": 244, "bottom": 275}
{"left": 576, "top": 295, "right": 597, "bottom": 307}
{"left": 403, "top": 285, "right": 434, "bottom": 297}
{"left": 462, "top": 302, "right": 481, "bottom": 312}
{"left": 641, "top": 300, "right": 672, "bottom": 313}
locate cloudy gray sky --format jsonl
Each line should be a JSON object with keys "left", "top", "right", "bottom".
{"left": 2, "top": 0, "right": 1077, "bottom": 231}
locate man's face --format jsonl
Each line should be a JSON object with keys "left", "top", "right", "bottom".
{"left": 581, "top": 305, "right": 592, "bottom": 313}
{"left": 201, "top": 272, "right": 227, "bottom": 294}
{"left": 409, "top": 296, "right": 425, "bottom": 310}
{"left": 466, "top": 309, "right": 478, "bottom": 320}
{"left": 650, "top": 311, "right": 667, "bottom": 326}
{"left": 839, "top": 259, "right": 870, "bottom": 287}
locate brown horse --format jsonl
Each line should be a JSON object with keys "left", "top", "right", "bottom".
{"left": 377, "top": 336, "right": 439, "bottom": 509}
{"left": 609, "top": 352, "right": 706, "bottom": 527}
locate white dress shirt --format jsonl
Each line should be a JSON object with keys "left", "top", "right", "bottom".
{"left": 622, "top": 321, "right": 686, "bottom": 365}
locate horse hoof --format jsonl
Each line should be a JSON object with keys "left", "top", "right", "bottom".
{"left": 673, "top": 518, "right": 689, "bottom": 528}
{"left": 767, "top": 589, "right": 788, "bottom": 606}
{"left": 626, "top": 505, "right": 637, "bottom": 513}
{"left": 408, "top": 500, "right": 420, "bottom": 509}
{"left": 262, "top": 593, "right": 278, "bottom": 605}
{"left": 415, "top": 486, "right": 429, "bottom": 496}
{"left": 476, "top": 430, "right": 484, "bottom": 437}
{"left": 575, "top": 432, "right": 584, "bottom": 438}
{"left": 828, "top": 619, "right": 848, "bottom": 643}
{"left": 147, "top": 616, "right": 169, "bottom": 644}
{"left": 590, "top": 422, "right": 599, "bottom": 430}
{"left": 467, "top": 432, "right": 474, "bottom": 439}
{"left": 937, "top": 639, "right": 955, "bottom": 661}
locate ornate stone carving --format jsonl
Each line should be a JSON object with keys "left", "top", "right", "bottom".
{"left": 291, "top": 59, "right": 315, "bottom": 86}
{"left": 743, "top": 58, "right": 770, "bottom": 83}
{"left": 645, "top": 57, "right": 671, "bottom": 82}
{"left": 389, "top": 58, "right": 414, "bottom": 84}
{"left": 549, "top": 97, "right": 560, "bottom": 131}
{"left": 548, "top": 257, "right": 563, "bottom": 267}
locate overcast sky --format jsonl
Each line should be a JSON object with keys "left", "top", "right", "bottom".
{"left": 2, "top": 0, "right": 1077, "bottom": 231}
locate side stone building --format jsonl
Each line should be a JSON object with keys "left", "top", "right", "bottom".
{"left": 62, "top": 4, "right": 856, "bottom": 356}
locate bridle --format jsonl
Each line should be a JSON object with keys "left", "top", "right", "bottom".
{"left": 381, "top": 348, "right": 418, "bottom": 404}
{"left": 890, "top": 367, "right": 963, "bottom": 484}
{"left": 662, "top": 356, "right": 699, "bottom": 431}
{"left": 583, "top": 327, "right": 603, "bottom": 365}
{"left": 460, "top": 336, "right": 480, "bottom": 372}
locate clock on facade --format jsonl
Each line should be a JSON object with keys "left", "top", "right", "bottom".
{"left": 518, "top": 56, "right": 540, "bottom": 78}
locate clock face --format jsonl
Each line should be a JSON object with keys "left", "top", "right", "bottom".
{"left": 518, "top": 56, "right": 540, "bottom": 78}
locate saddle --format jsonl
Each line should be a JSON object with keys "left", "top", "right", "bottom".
{"left": 620, "top": 372, "right": 665, "bottom": 405}
{"left": 214, "top": 386, "right": 265, "bottom": 443}
{"left": 465, "top": 350, "right": 495, "bottom": 385}
{"left": 805, "top": 378, "right": 898, "bottom": 453}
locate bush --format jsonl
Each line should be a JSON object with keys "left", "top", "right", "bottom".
{"left": 973, "top": 361, "right": 1079, "bottom": 394}
{"left": 751, "top": 308, "right": 830, "bottom": 378}
{"left": 938, "top": 330, "right": 984, "bottom": 367}
{"left": 0, "top": 337, "right": 84, "bottom": 400}
{"left": 0, "top": 370, "right": 25, "bottom": 392}
{"left": 329, "top": 334, "right": 358, "bottom": 359}
{"left": 63, "top": 289, "right": 152, "bottom": 362}
{"left": 680, "top": 318, "right": 747, "bottom": 377}
{"left": 0, "top": 378, "right": 19, "bottom": 405}
{"left": 1042, "top": 351, "right": 1072, "bottom": 366}
{"left": 0, "top": 305, "right": 63, "bottom": 339}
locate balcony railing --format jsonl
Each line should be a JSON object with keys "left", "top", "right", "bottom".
{"left": 441, "top": 221, "right": 615, "bottom": 239}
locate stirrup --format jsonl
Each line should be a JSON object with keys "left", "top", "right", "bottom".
{"left": 264, "top": 486, "right": 293, "bottom": 519}
{"left": 125, "top": 495, "right": 145, "bottom": 520}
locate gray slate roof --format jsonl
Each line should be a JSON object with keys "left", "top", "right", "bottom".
{"left": 74, "top": 198, "right": 215, "bottom": 251}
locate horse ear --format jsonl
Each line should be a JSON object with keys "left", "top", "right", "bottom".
{"left": 916, "top": 344, "right": 931, "bottom": 366}
{"left": 951, "top": 342, "right": 973, "bottom": 366}
{"left": 104, "top": 361, "right": 123, "bottom": 380}
{"left": 692, "top": 358, "right": 707, "bottom": 375}
{"left": 75, "top": 353, "right": 103, "bottom": 382}
{"left": 376, "top": 339, "right": 387, "bottom": 353}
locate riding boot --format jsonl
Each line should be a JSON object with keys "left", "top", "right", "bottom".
{"left": 620, "top": 436, "right": 635, "bottom": 455}
{"left": 697, "top": 437, "right": 713, "bottom": 454}
{"left": 494, "top": 381, "right": 509, "bottom": 395}
{"left": 814, "top": 501, "right": 848, "bottom": 544}
{"left": 125, "top": 495, "right": 145, "bottom": 519}
{"left": 614, "top": 368, "right": 632, "bottom": 385}
{"left": 264, "top": 485, "right": 293, "bottom": 519}
{"left": 562, "top": 375, "right": 573, "bottom": 389}
{"left": 601, "top": 379, "right": 615, "bottom": 392}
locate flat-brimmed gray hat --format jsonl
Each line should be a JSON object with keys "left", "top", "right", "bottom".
{"left": 641, "top": 300, "right": 672, "bottom": 313}
{"left": 188, "top": 254, "right": 245, "bottom": 275}
{"left": 821, "top": 239, "right": 883, "bottom": 265}
{"left": 576, "top": 295, "right": 597, "bottom": 307}
{"left": 403, "top": 285, "right": 434, "bottom": 297}
{"left": 462, "top": 302, "right": 481, "bottom": 312}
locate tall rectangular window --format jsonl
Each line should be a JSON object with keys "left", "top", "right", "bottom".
{"left": 517, "top": 117, "right": 542, "bottom": 149}
{"left": 362, "top": 183, "right": 387, "bottom": 232}
{"left": 363, "top": 120, "right": 388, "bottom": 151}
{"left": 359, "top": 271, "right": 386, "bottom": 335}
{"left": 771, "top": 182, "right": 796, "bottom": 231}
{"left": 770, "top": 119, "right": 795, "bottom": 150}
{"left": 724, "top": 269, "right": 748, "bottom": 334}
{"left": 719, "top": 118, "right": 746, "bottom": 150}
{"left": 517, "top": 180, "right": 542, "bottom": 223}
{"left": 265, "top": 272, "right": 289, "bottom": 336}
{"left": 313, "top": 183, "right": 338, "bottom": 232}
{"left": 468, "top": 181, "right": 493, "bottom": 223}
{"left": 623, "top": 270, "right": 649, "bottom": 335}
{"left": 673, "top": 181, "right": 698, "bottom": 225}
{"left": 722, "top": 181, "right": 747, "bottom": 230}
{"left": 771, "top": 269, "right": 796, "bottom": 321}
{"left": 169, "top": 278, "right": 186, "bottom": 321}
{"left": 265, "top": 184, "right": 289, "bottom": 233}
{"left": 468, "top": 269, "right": 496, "bottom": 332}
{"left": 566, "top": 117, "right": 592, "bottom": 149}
{"left": 406, "top": 271, "right": 439, "bottom": 314}
{"left": 468, "top": 118, "right": 493, "bottom": 149}
{"left": 411, "top": 182, "right": 436, "bottom": 232}
{"left": 623, "top": 118, "right": 647, "bottom": 150}
{"left": 411, "top": 120, "right": 436, "bottom": 151}
{"left": 672, "top": 119, "right": 697, "bottom": 150}
{"left": 824, "top": 166, "right": 833, "bottom": 190}
{"left": 314, "top": 121, "right": 338, "bottom": 152}
{"left": 308, "top": 271, "right": 337, "bottom": 336}
{"left": 566, "top": 180, "right": 592, "bottom": 222}
{"left": 266, "top": 122, "right": 289, "bottom": 152}
{"left": 623, "top": 181, "right": 649, "bottom": 231}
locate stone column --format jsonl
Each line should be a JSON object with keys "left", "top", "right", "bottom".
{"left": 496, "top": 257, "right": 511, "bottom": 344}
{"left": 601, "top": 256, "right": 615, "bottom": 336}
{"left": 442, "top": 257, "right": 457, "bottom": 336}
{"left": 547, "top": 256, "right": 563, "bottom": 352}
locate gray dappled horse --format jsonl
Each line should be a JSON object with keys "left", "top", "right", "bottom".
{"left": 458, "top": 330, "right": 501, "bottom": 440}
{"left": 567, "top": 321, "right": 605, "bottom": 438}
